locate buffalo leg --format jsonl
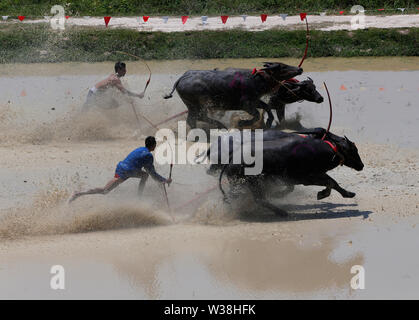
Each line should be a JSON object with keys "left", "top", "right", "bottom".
{"left": 238, "top": 106, "right": 260, "bottom": 128}
{"left": 300, "top": 173, "right": 356, "bottom": 199}
{"left": 220, "top": 165, "right": 244, "bottom": 202}
{"left": 275, "top": 103, "right": 286, "bottom": 124}
{"left": 246, "top": 177, "right": 288, "bottom": 216}
{"left": 258, "top": 100, "right": 275, "bottom": 128}
{"left": 197, "top": 112, "right": 227, "bottom": 130}
{"left": 271, "top": 184, "right": 295, "bottom": 198}
{"left": 180, "top": 97, "right": 200, "bottom": 130}
{"left": 186, "top": 110, "right": 199, "bottom": 129}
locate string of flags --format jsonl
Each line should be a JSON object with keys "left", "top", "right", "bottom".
{"left": 101, "top": 9, "right": 417, "bottom": 27}
{"left": 1, "top": 8, "right": 417, "bottom": 23}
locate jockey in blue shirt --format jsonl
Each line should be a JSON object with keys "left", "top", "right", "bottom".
{"left": 69, "top": 136, "right": 172, "bottom": 202}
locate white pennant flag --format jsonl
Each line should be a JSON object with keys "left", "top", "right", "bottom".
{"left": 241, "top": 15, "right": 247, "bottom": 22}
{"left": 2, "top": 16, "right": 8, "bottom": 21}
{"left": 320, "top": 11, "right": 327, "bottom": 16}
{"left": 162, "top": 16, "right": 169, "bottom": 23}
{"left": 398, "top": 8, "right": 405, "bottom": 13}
{"left": 201, "top": 16, "right": 208, "bottom": 24}
{"left": 279, "top": 13, "right": 288, "bottom": 21}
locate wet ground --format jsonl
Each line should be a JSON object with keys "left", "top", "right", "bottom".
{"left": 0, "top": 57, "right": 418, "bottom": 299}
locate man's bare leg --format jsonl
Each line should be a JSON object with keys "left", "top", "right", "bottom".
{"left": 137, "top": 171, "right": 149, "bottom": 198}
{"left": 69, "top": 177, "right": 124, "bottom": 203}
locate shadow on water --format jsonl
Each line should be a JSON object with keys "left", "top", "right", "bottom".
{"left": 237, "top": 202, "right": 373, "bottom": 223}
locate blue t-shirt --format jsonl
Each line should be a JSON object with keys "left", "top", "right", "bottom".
{"left": 116, "top": 147, "right": 165, "bottom": 182}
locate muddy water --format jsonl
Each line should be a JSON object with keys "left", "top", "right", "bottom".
{"left": 0, "top": 57, "right": 419, "bottom": 299}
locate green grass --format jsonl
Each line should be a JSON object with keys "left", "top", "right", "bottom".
{"left": 0, "top": 0, "right": 417, "bottom": 17}
{"left": 0, "top": 24, "right": 417, "bottom": 63}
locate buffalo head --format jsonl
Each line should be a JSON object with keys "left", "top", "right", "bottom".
{"left": 337, "top": 135, "right": 364, "bottom": 171}
{"left": 261, "top": 62, "right": 303, "bottom": 81}
{"left": 269, "top": 77, "right": 323, "bottom": 106}
{"left": 295, "top": 77, "right": 324, "bottom": 103}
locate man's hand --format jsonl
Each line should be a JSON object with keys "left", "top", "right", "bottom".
{"left": 166, "top": 178, "right": 172, "bottom": 185}
{"left": 137, "top": 92, "right": 144, "bottom": 99}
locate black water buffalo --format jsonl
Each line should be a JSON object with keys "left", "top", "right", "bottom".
{"left": 197, "top": 127, "right": 328, "bottom": 175}
{"left": 217, "top": 130, "right": 364, "bottom": 216}
{"left": 164, "top": 62, "right": 303, "bottom": 130}
{"left": 268, "top": 77, "right": 324, "bottom": 126}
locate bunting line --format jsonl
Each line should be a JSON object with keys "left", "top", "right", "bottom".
{"left": 1, "top": 8, "right": 417, "bottom": 26}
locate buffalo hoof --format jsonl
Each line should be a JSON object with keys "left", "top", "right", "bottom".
{"left": 274, "top": 208, "right": 288, "bottom": 217}
{"left": 237, "top": 120, "right": 256, "bottom": 128}
{"left": 343, "top": 191, "right": 356, "bottom": 198}
{"left": 317, "top": 189, "right": 331, "bottom": 200}
{"left": 222, "top": 196, "right": 231, "bottom": 204}
{"left": 206, "top": 167, "right": 218, "bottom": 176}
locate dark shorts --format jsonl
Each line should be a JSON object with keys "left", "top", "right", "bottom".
{"left": 115, "top": 163, "right": 148, "bottom": 181}
{"left": 82, "top": 89, "right": 97, "bottom": 111}
{"left": 82, "top": 89, "right": 119, "bottom": 111}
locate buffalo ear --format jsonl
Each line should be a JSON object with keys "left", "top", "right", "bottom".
{"left": 308, "top": 77, "right": 313, "bottom": 83}
{"left": 262, "top": 62, "right": 281, "bottom": 70}
{"left": 344, "top": 135, "right": 354, "bottom": 144}
{"left": 262, "top": 62, "right": 275, "bottom": 67}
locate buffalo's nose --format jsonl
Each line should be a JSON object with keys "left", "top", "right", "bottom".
{"left": 318, "top": 97, "right": 324, "bottom": 103}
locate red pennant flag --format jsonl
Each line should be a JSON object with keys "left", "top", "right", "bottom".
{"left": 65, "top": 16, "right": 70, "bottom": 19}
{"left": 379, "top": 87, "right": 385, "bottom": 91}
{"left": 339, "top": 11, "right": 344, "bottom": 15}
{"left": 221, "top": 15, "right": 229, "bottom": 24}
{"left": 104, "top": 16, "right": 111, "bottom": 27}
{"left": 340, "top": 85, "right": 347, "bottom": 91}
{"left": 299, "top": 13, "right": 306, "bottom": 21}
{"left": 181, "top": 16, "right": 188, "bottom": 24}
{"left": 378, "top": 8, "right": 384, "bottom": 11}
{"left": 261, "top": 14, "right": 267, "bottom": 23}
{"left": 143, "top": 16, "right": 149, "bottom": 22}
{"left": 18, "top": 16, "right": 25, "bottom": 21}
{"left": 20, "top": 89, "right": 27, "bottom": 97}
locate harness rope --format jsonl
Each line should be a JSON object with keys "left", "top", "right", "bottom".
{"left": 155, "top": 16, "right": 310, "bottom": 129}
{"left": 298, "top": 17, "right": 310, "bottom": 68}
{"left": 253, "top": 16, "right": 310, "bottom": 102}
{"left": 322, "top": 82, "right": 332, "bottom": 140}
{"left": 321, "top": 82, "right": 345, "bottom": 165}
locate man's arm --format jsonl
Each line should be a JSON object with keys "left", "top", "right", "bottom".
{"left": 114, "top": 79, "right": 144, "bottom": 98}
{"left": 143, "top": 158, "right": 170, "bottom": 184}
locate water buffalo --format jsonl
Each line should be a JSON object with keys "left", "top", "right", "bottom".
{"left": 218, "top": 77, "right": 323, "bottom": 130}
{"left": 197, "top": 127, "right": 328, "bottom": 175}
{"left": 164, "top": 62, "right": 303, "bottom": 130}
{"left": 268, "top": 77, "right": 324, "bottom": 126}
{"left": 217, "top": 130, "right": 364, "bottom": 216}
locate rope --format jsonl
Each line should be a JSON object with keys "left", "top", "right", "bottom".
{"left": 298, "top": 17, "right": 310, "bottom": 68}
{"left": 173, "top": 185, "right": 218, "bottom": 211}
{"left": 154, "top": 110, "right": 188, "bottom": 127}
{"left": 321, "top": 82, "right": 333, "bottom": 140}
